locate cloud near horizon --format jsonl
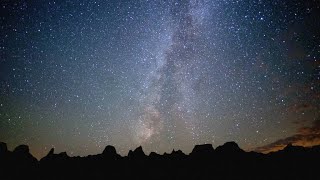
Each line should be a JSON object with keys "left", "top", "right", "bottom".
{"left": 255, "top": 119, "right": 320, "bottom": 153}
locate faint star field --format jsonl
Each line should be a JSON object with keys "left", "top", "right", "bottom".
{"left": 0, "top": 0, "right": 319, "bottom": 158}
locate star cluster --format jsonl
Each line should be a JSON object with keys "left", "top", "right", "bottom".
{"left": 0, "top": 0, "right": 319, "bottom": 159}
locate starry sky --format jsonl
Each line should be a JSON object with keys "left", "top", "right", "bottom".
{"left": 1, "top": 0, "right": 320, "bottom": 159}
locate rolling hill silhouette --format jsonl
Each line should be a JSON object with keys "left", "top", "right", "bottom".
{"left": 0, "top": 141, "right": 319, "bottom": 180}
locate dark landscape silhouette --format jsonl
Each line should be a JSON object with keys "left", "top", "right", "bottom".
{"left": 0, "top": 141, "right": 319, "bottom": 180}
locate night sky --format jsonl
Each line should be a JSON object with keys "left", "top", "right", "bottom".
{"left": 1, "top": 0, "right": 320, "bottom": 159}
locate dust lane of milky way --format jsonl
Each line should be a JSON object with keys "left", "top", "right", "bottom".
{"left": 0, "top": 0, "right": 319, "bottom": 159}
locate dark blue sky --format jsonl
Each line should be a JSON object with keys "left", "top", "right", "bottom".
{"left": 0, "top": 0, "right": 319, "bottom": 159}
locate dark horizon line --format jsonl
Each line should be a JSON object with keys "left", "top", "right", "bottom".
{"left": 2, "top": 141, "right": 319, "bottom": 160}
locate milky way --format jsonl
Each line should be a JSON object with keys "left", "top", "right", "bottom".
{"left": 133, "top": 1, "right": 207, "bottom": 148}
{"left": 0, "top": 0, "right": 319, "bottom": 158}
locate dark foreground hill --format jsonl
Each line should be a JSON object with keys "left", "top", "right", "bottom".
{"left": 0, "top": 141, "right": 319, "bottom": 180}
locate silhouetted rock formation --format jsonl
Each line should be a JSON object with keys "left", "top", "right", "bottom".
{"left": 102, "top": 145, "right": 121, "bottom": 160}
{"left": 12, "top": 144, "right": 38, "bottom": 164}
{"left": 58, "top": 151, "right": 69, "bottom": 158}
{"left": 128, "top": 146, "right": 146, "bottom": 160}
{"left": 282, "top": 143, "right": 305, "bottom": 153}
{"left": 1, "top": 141, "right": 320, "bottom": 180}
{"left": 0, "top": 142, "right": 7, "bottom": 155}
{"left": 103, "top": 145, "right": 117, "bottom": 155}
{"left": 0, "top": 144, "right": 38, "bottom": 180}
{"left": 191, "top": 144, "right": 214, "bottom": 156}
{"left": 13, "top": 144, "right": 29, "bottom": 154}
{"left": 47, "top": 148, "right": 54, "bottom": 156}
{"left": 215, "top": 141, "right": 244, "bottom": 154}
{"left": 167, "top": 149, "right": 185, "bottom": 159}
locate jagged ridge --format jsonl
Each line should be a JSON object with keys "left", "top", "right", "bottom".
{"left": 0, "top": 141, "right": 320, "bottom": 180}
